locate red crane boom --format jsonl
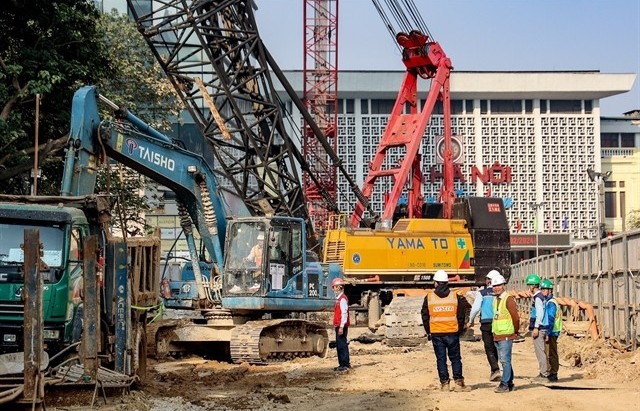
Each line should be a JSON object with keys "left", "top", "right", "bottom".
{"left": 349, "top": 30, "right": 455, "bottom": 228}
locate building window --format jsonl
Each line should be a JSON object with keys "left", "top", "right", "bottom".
{"left": 371, "top": 99, "right": 396, "bottom": 114}
{"left": 540, "top": 100, "right": 548, "bottom": 113}
{"left": 338, "top": 99, "right": 354, "bottom": 114}
{"left": 549, "top": 100, "right": 582, "bottom": 114}
{"left": 621, "top": 133, "right": 635, "bottom": 147}
{"left": 605, "top": 191, "right": 616, "bottom": 218}
{"left": 601, "top": 133, "right": 618, "bottom": 147}
{"left": 421, "top": 100, "right": 443, "bottom": 114}
{"left": 490, "top": 100, "right": 522, "bottom": 114}
{"left": 605, "top": 181, "right": 616, "bottom": 188}
{"left": 619, "top": 181, "right": 625, "bottom": 188}
{"left": 480, "top": 100, "right": 488, "bottom": 114}
{"left": 346, "top": 99, "right": 354, "bottom": 114}
{"left": 584, "top": 100, "right": 593, "bottom": 114}
{"left": 525, "top": 100, "right": 533, "bottom": 113}
{"left": 465, "top": 100, "right": 473, "bottom": 113}
{"left": 451, "top": 100, "right": 463, "bottom": 114}
{"left": 361, "top": 99, "right": 369, "bottom": 114}
{"left": 620, "top": 192, "right": 626, "bottom": 222}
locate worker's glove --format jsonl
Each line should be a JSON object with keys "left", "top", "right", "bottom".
{"left": 426, "top": 334, "right": 432, "bottom": 341}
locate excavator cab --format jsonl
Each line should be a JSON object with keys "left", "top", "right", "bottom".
{"left": 221, "top": 217, "right": 338, "bottom": 312}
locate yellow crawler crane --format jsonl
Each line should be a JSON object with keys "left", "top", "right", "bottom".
{"left": 323, "top": 198, "right": 511, "bottom": 343}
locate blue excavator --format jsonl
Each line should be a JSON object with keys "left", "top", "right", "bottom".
{"left": 63, "top": 86, "right": 343, "bottom": 363}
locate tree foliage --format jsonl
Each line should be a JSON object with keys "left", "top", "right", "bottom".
{"left": 627, "top": 210, "right": 640, "bottom": 230}
{"left": 0, "top": 0, "right": 110, "bottom": 194}
{"left": 0, "top": 2, "right": 182, "bottom": 197}
{"left": 96, "top": 165, "right": 156, "bottom": 238}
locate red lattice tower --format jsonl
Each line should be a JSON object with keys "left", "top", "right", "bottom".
{"left": 303, "top": 0, "right": 339, "bottom": 235}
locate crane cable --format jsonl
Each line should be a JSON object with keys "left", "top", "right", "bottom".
{"left": 372, "top": 0, "right": 433, "bottom": 45}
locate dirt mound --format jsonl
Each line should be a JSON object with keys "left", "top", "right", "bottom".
{"left": 560, "top": 337, "right": 640, "bottom": 382}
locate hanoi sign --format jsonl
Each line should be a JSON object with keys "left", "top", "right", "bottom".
{"left": 428, "top": 162, "right": 512, "bottom": 185}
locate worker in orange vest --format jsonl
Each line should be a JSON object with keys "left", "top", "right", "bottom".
{"left": 421, "top": 270, "right": 471, "bottom": 392}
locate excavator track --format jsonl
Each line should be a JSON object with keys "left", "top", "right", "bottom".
{"left": 230, "top": 319, "right": 328, "bottom": 364}
{"left": 383, "top": 296, "right": 427, "bottom": 346}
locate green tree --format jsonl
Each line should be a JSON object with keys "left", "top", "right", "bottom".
{"left": 96, "top": 165, "right": 156, "bottom": 238}
{"left": 95, "top": 10, "right": 182, "bottom": 130}
{"left": 0, "top": 3, "right": 181, "bottom": 195}
{"left": 0, "top": 0, "right": 110, "bottom": 194}
{"left": 627, "top": 210, "right": 640, "bottom": 230}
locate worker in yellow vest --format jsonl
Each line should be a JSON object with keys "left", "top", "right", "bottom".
{"left": 491, "top": 273, "right": 520, "bottom": 393}
{"left": 421, "top": 270, "right": 472, "bottom": 392}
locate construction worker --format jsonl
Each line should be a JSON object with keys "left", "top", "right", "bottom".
{"left": 421, "top": 269, "right": 471, "bottom": 392}
{"left": 491, "top": 273, "right": 520, "bottom": 393}
{"left": 332, "top": 277, "right": 351, "bottom": 371}
{"left": 526, "top": 273, "right": 548, "bottom": 380}
{"left": 246, "top": 232, "right": 265, "bottom": 267}
{"left": 540, "top": 279, "right": 562, "bottom": 382}
{"left": 467, "top": 270, "right": 501, "bottom": 382}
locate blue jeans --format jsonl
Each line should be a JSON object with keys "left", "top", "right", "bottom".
{"left": 495, "top": 339, "right": 514, "bottom": 386}
{"left": 335, "top": 327, "right": 350, "bottom": 367}
{"left": 431, "top": 335, "right": 463, "bottom": 383}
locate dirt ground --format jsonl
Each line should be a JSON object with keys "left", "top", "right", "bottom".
{"left": 44, "top": 326, "right": 640, "bottom": 411}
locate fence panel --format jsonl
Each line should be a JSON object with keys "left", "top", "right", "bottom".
{"left": 511, "top": 229, "right": 640, "bottom": 348}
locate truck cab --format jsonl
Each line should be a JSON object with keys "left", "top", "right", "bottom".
{"left": 0, "top": 203, "right": 89, "bottom": 354}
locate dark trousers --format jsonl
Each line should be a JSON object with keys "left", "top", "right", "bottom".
{"left": 431, "top": 335, "right": 463, "bottom": 383}
{"left": 480, "top": 322, "right": 500, "bottom": 373}
{"left": 546, "top": 335, "right": 559, "bottom": 374}
{"left": 335, "top": 326, "right": 350, "bottom": 367}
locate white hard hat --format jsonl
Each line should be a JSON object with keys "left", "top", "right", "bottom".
{"left": 257, "top": 233, "right": 265, "bottom": 240}
{"left": 433, "top": 270, "right": 449, "bottom": 282}
{"left": 491, "top": 274, "right": 506, "bottom": 287}
{"left": 486, "top": 269, "right": 501, "bottom": 279}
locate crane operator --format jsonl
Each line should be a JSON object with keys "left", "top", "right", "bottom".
{"left": 244, "top": 232, "right": 265, "bottom": 292}
{"left": 245, "top": 232, "right": 265, "bottom": 267}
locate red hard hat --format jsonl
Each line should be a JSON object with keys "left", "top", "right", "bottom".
{"left": 331, "top": 278, "right": 344, "bottom": 287}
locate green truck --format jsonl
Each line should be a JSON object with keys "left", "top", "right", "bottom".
{"left": 0, "top": 194, "right": 159, "bottom": 377}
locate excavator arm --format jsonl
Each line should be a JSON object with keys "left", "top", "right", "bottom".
{"left": 61, "top": 85, "right": 235, "bottom": 302}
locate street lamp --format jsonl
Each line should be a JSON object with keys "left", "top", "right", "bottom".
{"left": 586, "top": 168, "right": 611, "bottom": 239}
{"left": 529, "top": 201, "right": 545, "bottom": 273}
{"left": 586, "top": 168, "right": 611, "bottom": 276}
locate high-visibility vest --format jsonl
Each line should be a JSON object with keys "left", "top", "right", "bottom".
{"left": 427, "top": 292, "right": 459, "bottom": 334}
{"left": 548, "top": 298, "right": 563, "bottom": 333}
{"left": 333, "top": 293, "right": 350, "bottom": 327}
{"left": 492, "top": 292, "right": 515, "bottom": 336}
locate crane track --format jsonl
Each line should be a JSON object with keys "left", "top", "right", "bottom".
{"left": 230, "top": 319, "right": 329, "bottom": 364}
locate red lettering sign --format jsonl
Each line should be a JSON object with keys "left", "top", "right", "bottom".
{"left": 428, "top": 162, "right": 512, "bottom": 185}
{"left": 487, "top": 203, "right": 501, "bottom": 213}
{"left": 510, "top": 235, "right": 537, "bottom": 246}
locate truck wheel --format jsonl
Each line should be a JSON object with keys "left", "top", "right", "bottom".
{"left": 133, "top": 323, "right": 147, "bottom": 381}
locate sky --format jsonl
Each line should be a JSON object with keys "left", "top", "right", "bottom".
{"left": 255, "top": 0, "right": 640, "bottom": 116}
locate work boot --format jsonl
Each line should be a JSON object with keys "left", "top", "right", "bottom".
{"left": 547, "top": 373, "right": 558, "bottom": 382}
{"left": 489, "top": 370, "right": 501, "bottom": 382}
{"left": 533, "top": 373, "right": 549, "bottom": 383}
{"left": 453, "top": 378, "right": 471, "bottom": 392}
{"left": 439, "top": 380, "right": 450, "bottom": 391}
{"left": 494, "top": 383, "right": 510, "bottom": 393}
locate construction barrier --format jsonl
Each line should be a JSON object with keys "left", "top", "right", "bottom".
{"left": 511, "top": 229, "right": 640, "bottom": 349}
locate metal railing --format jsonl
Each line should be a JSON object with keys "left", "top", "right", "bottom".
{"left": 511, "top": 229, "right": 640, "bottom": 349}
